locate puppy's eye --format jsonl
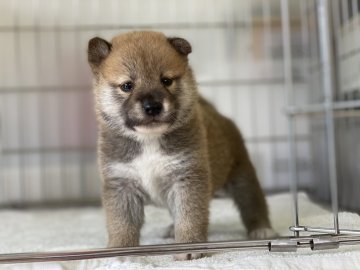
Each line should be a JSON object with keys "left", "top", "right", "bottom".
{"left": 161, "top": 77, "right": 173, "bottom": 87}
{"left": 120, "top": 81, "right": 134, "bottom": 92}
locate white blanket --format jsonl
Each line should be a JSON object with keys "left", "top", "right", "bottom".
{"left": 1, "top": 193, "right": 360, "bottom": 270}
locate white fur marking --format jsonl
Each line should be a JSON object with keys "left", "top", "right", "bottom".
{"left": 108, "top": 138, "right": 184, "bottom": 206}
{"left": 98, "top": 86, "right": 120, "bottom": 117}
{"left": 163, "top": 100, "right": 170, "bottom": 113}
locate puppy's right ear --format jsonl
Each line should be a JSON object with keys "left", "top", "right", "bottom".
{"left": 88, "top": 37, "right": 112, "bottom": 71}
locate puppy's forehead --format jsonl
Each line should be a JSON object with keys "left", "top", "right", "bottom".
{"left": 103, "top": 32, "right": 188, "bottom": 80}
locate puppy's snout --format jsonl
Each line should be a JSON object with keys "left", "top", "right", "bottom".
{"left": 142, "top": 99, "right": 163, "bottom": 116}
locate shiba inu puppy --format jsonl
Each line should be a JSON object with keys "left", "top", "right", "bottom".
{"left": 88, "top": 31, "right": 274, "bottom": 260}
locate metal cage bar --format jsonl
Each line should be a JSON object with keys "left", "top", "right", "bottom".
{"left": 1, "top": 235, "right": 360, "bottom": 264}
{"left": 281, "top": 0, "right": 300, "bottom": 237}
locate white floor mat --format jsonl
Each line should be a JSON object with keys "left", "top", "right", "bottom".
{"left": 1, "top": 192, "right": 360, "bottom": 270}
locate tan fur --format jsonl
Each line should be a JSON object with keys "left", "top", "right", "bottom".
{"left": 88, "top": 31, "right": 274, "bottom": 261}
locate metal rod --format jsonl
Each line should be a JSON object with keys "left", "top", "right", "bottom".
{"left": 317, "top": 0, "right": 340, "bottom": 235}
{"left": 0, "top": 239, "right": 271, "bottom": 264}
{"left": 285, "top": 99, "right": 360, "bottom": 115}
{"left": 290, "top": 225, "right": 360, "bottom": 235}
{"left": 2, "top": 235, "right": 360, "bottom": 264}
{"left": 281, "top": 0, "right": 300, "bottom": 237}
{"left": 345, "top": 0, "right": 359, "bottom": 217}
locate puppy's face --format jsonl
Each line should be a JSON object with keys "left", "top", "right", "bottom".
{"left": 88, "top": 31, "right": 197, "bottom": 135}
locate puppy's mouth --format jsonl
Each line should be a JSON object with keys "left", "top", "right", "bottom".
{"left": 127, "top": 114, "right": 176, "bottom": 134}
{"left": 134, "top": 121, "right": 170, "bottom": 134}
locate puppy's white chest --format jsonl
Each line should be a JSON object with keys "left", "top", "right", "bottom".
{"left": 108, "top": 139, "right": 181, "bottom": 205}
{"left": 135, "top": 144, "right": 165, "bottom": 188}
{"left": 132, "top": 140, "right": 178, "bottom": 204}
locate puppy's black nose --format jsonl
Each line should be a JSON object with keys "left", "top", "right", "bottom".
{"left": 142, "top": 100, "right": 163, "bottom": 116}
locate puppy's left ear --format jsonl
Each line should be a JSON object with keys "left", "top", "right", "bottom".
{"left": 88, "top": 37, "right": 112, "bottom": 72}
{"left": 168, "top": 37, "right": 192, "bottom": 56}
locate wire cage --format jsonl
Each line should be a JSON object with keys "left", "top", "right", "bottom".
{"left": 0, "top": 0, "right": 360, "bottom": 265}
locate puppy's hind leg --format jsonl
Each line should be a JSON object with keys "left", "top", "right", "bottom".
{"left": 227, "top": 162, "right": 276, "bottom": 239}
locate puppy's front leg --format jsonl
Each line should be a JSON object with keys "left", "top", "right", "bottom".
{"left": 169, "top": 173, "right": 210, "bottom": 260}
{"left": 102, "top": 178, "right": 146, "bottom": 247}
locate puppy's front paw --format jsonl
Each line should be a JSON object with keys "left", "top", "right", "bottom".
{"left": 248, "top": 227, "right": 277, "bottom": 239}
{"left": 174, "top": 253, "right": 203, "bottom": 261}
